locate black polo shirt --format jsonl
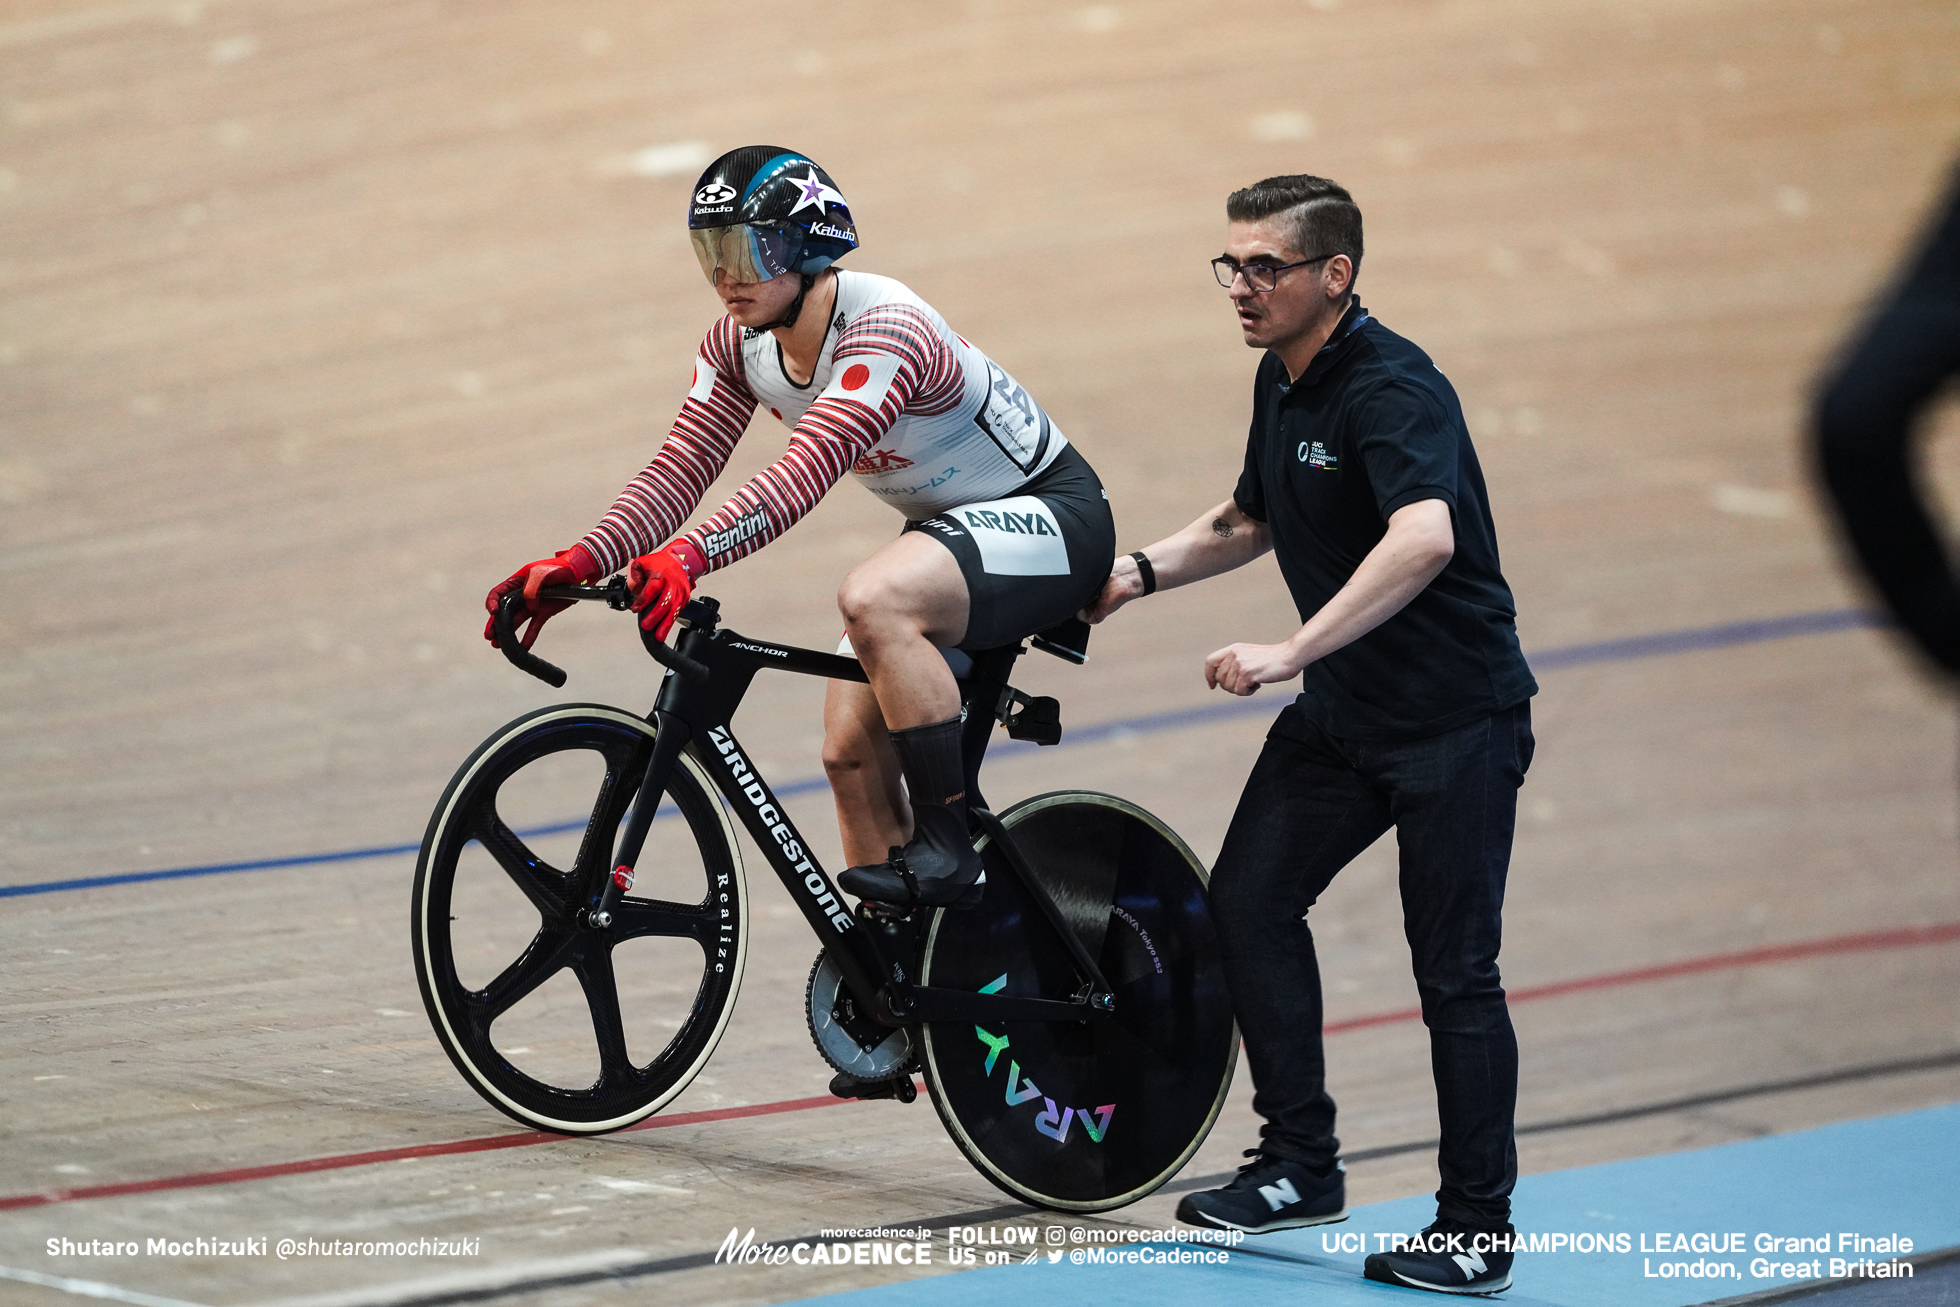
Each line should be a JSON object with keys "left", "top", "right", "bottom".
{"left": 1233, "top": 301, "right": 1536, "bottom": 740}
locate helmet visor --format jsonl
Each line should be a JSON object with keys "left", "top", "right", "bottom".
{"left": 688, "top": 223, "right": 804, "bottom": 284}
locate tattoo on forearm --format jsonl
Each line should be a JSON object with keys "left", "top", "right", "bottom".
{"left": 1212, "top": 517, "right": 1234, "bottom": 539}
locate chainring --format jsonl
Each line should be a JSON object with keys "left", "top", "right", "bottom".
{"left": 805, "top": 949, "right": 914, "bottom": 1081}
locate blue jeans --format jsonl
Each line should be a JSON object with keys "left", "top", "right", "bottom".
{"left": 1211, "top": 701, "right": 1533, "bottom": 1228}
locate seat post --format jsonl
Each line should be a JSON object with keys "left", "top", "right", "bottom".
{"left": 955, "top": 643, "right": 1025, "bottom": 815}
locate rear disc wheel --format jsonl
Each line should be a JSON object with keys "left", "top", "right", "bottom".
{"left": 919, "top": 791, "right": 1236, "bottom": 1211}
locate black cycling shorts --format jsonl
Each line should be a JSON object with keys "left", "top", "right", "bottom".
{"left": 902, "top": 443, "right": 1116, "bottom": 651}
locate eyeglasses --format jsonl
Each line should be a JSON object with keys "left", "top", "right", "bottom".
{"left": 1212, "top": 254, "right": 1336, "bottom": 292}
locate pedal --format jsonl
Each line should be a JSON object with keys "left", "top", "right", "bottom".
{"left": 1003, "top": 694, "right": 1062, "bottom": 746}
{"left": 829, "top": 1071, "right": 918, "bottom": 1104}
{"left": 855, "top": 899, "right": 914, "bottom": 925}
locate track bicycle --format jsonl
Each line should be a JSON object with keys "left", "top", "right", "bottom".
{"left": 411, "top": 580, "right": 1237, "bottom": 1211}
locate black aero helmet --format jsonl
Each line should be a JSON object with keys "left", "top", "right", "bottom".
{"left": 687, "top": 145, "right": 859, "bottom": 285}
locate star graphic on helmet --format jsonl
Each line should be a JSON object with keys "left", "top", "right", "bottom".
{"left": 788, "top": 168, "right": 845, "bottom": 216}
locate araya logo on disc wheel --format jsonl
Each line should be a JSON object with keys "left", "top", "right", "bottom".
{"left": 971, "top": 974, "right": 1115, "bottom": 1145}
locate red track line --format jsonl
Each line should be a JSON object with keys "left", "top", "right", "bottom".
{"left": 1323, "top": 921, "right": 1960, "bottom": 1035}
{"left": 0, "top": 1094, "right": 851, "bottom": 1213}
{"left": 7, "top": 922, "right": 1957, "bottom": 1212}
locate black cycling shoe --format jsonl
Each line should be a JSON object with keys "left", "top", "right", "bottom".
{"left": 1363, "top": 1219, "right": 1516, "bottom": 1295}
{"left": 1176, "top": 1150, "right": 1347, "bottom": 1233}
{"left": 838, "top": 807, "right": 985, "bottom": 909}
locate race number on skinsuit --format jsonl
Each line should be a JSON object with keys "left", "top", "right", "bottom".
{"left": 974, "top": 361, "right": 1052, "bottom": 473}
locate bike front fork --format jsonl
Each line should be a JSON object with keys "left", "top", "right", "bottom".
{"left": 585, "top": 711, "right": 692, "bottom": 929}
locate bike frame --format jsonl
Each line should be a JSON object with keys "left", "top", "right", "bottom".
{"left": 510, "top": 591, "right": 1118, "bottom": 1035}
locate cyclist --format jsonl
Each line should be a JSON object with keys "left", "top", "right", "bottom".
{"left": 486, "top": 145, "right": 1115, "bottom": 911}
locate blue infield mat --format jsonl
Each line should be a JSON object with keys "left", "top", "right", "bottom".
{"left": 797, "top": 1102, "right": 1959, "bottom": 1306}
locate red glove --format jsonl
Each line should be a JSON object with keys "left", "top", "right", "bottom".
{"left": 627, "top": 543, "right": 702, "bottom": 640}
{"left": 484, "top": 546, "right": 601, "bottom": 650}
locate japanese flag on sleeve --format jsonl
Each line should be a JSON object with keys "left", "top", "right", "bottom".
{"left": 687, "top": 358, "right": 719, "bottom": 403}
{"left": 819, "top": 351, "right": 904, "bottom": 410}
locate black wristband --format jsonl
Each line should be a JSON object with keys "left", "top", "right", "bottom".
{"left": 1129, "top": 551, "right": 1157, "bottom": 596}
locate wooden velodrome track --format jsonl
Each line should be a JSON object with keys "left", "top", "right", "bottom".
{"left": 5, "top": 1, "right": 1960, "bottom": 1304}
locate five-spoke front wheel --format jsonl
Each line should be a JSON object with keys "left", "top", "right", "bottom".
{"left": 411, "top": 706, "right": 746, "bottom": 1133}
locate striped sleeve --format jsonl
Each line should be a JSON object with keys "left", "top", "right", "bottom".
{"left": 677, "top": 307, "right": 953, "bottom": 572}
{"left": 574, "top": 319, "right": 756, "bottom": 576}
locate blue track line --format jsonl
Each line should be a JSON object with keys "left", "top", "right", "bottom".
{"left": 1527, "top": 607, "right": 1881, "bottom": 670}
{"left": 0, "top": 607, "right": 1883, "bottom": 901}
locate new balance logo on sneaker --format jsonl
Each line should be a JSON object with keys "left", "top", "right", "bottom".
{"left": 1257, "top": 1178, "right": 1300, "bottom": 1211}
{"left": 1175, "top": 1152, "right": 1346, "bottom": 1234}
{"left": 1363, "top": 1220, "right": 1516, "bottom": 1295}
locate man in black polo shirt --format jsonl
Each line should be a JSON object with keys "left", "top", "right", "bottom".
{"left": 1085, "top": 174, "right": 1536, "bottom": 1296}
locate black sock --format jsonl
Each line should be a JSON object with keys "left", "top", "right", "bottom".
{"left": 889, "top": 716, "right": 968, "bottom": 839}
{"left": 836, "top": 715, "right": 979, "bottom": 896}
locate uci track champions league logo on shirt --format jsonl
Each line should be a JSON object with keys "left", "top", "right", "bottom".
{"left": 1299, "top": 440, "right": 1338, "bottom": 471}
